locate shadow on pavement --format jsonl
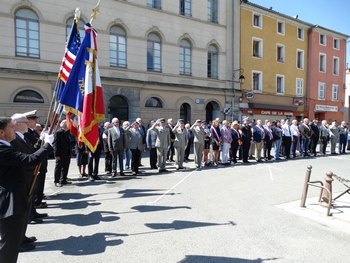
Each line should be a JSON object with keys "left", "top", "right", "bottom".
{"left": 118, "top": 189, "right": 166, "bottom": 198}
{"left": 47, "top": 192, "right": 97, "bottom": 201}
{"left": 49, "top": 200, "right": 102, "bottom": 210}
{"left": 145, "top": 220, "right": 236, "bottom": 230}
{"left": 179, "top": 255, "right": 278, "bottom": 263}
{"left": 130, "top": 205, "right": 191, "bottom": 213}
{"left": 44, "top": 211, "right": 120, "bottom": 226}
{"left": 33, "top": 232, "right": 126, "bottom": 255}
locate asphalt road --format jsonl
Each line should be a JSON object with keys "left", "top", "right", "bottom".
{"left": 17, "top": 149, "right": 350, "bottom": 263}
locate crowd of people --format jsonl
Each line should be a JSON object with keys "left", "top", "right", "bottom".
{"left": 1, "top": 109, "right": 349, "bottom": 262}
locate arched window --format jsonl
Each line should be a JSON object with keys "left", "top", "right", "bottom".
{"left": 208, "top": 45, "right": 218, "bottom": 78}
{"left": 147, "top": 33, "right": 161, "bottom": 72}
{"left": 15, "top": 9, "right": 40, "bottom": 58}
{"left": 108, "top": 96, "right": 129, "bottom": 122}
{"left": 145, "top": 97, "right": 162, "bottom": 108}
{"left": 66, "top": 18, "right": 85, "bottom": 41}
{"left": 179, "top": 40, "right": 191, "bottom": 75}
{"left": 110, "top": 26, "right": 127, "bottom": 68}
{"left": 14, "top": 90, "right": 44, "bottom": 103}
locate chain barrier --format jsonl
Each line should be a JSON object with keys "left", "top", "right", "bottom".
{"left": 333, "top": 174, "right": 350, "bottom": 189}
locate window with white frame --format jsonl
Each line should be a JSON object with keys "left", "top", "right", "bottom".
{"left": 207, "top": 0, "right": 218, "bottom": 23}
{"left": 297, "top": 49, "right": 304, "bottom": 69}
{"left": 179, "top": 39, "right": 191, "bottom": 75}
{"left": 147, "top": 0, "right": 161, "bottom": 9}
{"left": 277, "top": 44, "right": 284, "bottom": 62}
{"left": 252, "top": 37, "right": 262, "bottom": 58}
{"left": 333, "top": 57, "right": 339, "bottom": 75}
{"left": 276, "top": 75, "right": 284, "bottom": 94}
{"left": 207, "top": 45, "right": 218, "bottom": 78}
{"left": 332, "top": 84, "right": 339, "bottom": 101}
{"left": 252, "top": 71, "right": 262, "bottom": 92}
{"left": 180, "top": 0, "right": 191, "bottom": 16}
{"left": 110, "top": 26, "right": 127, "bottom": 68}
{"left": 319, "top": 33, "right": 326, "bottom": 45}
{"left": 147, "top": 33, "right": 162, "bottom": 72}
{"left": 318, "top": 82, "right": 325, "bottom": 99}
{"left": 277, "top": 21, "right": 285, "bottom": 34}
{"left": 253, "top": 13, "right": 262, "bottom": 28}
{"left": 297, "top": 28, "right": 304, "bottom": 40}
{"left": 319, "top": 53, "right": 326, "bottom": 72}
{"left": 15, "top": 9, "right": 40, "bottom": 58}
{"left": 296, "top": 78, "right": 303, "bottom": 97}
{"left": 333, "top": 38, "right": 339, "bottom": 49}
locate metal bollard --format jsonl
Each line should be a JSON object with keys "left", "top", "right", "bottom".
{"left": 320, "top": 171, "right": 333, "bottom": 207}
{"left": 300, "top": 165, "right": 312, "bottom": 208}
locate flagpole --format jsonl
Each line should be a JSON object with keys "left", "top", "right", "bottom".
{"left": 27, "top": 8, "right": 81, "bottom": 196}
{"left": 90, "top": 0, "right": 100, "bottom": 25}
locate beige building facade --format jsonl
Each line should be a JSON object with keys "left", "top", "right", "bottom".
{"left": 0, "top": 0, "right": 241, "bottom": 125}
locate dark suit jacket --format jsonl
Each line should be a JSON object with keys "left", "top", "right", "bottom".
{"left": 241, "top": 125, "right": 252, "bottom": 143}
{"left": 24, "top": 128, "right": 47, "bottom": 173}
{"left": 53, "top": 128, "right": 71, "bottom": 158}
{"left": 253, "top": 126, "right": 265, "bottom": 142}
{"left": 299, "top": 123, "right": 311, "bottom": 139}
{"left": 108, "top": 126, "right": 125, "bottom": 152}
{"left": 0, "top": 142, "right": 52, "bottom": 219}
{"left": 310, "top": 123, "right": 319, "bottom": 139}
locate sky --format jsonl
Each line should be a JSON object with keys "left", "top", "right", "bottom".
{"left": 250, "top": 0, "right": 350, "bottom": 67}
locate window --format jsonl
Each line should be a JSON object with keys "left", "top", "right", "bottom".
{"left": 252, "top": 37, "right": 262, "bottom": 58}
{"left": 297, "top": 49, "right": 304, "bottom": 69}
{"left": 108, "top": 95, "right": 129, "bottom": 123}
{"left": 320, "top": 33, "right": 326, "bottom": 45}
{"left": 207, "top": 45, "right": 218, "bottom": 78}
{"left": 333, "top": 57, "right": 339, "bottom": 75}
{"left": 276, "top": 44, "right": 284, "bottom": 62}
{"left": 180, "top": 0, "right": 191, "bottom": 16}
{"left": 145, "top": 97, "right": 162, "bottom": 107}
{"left": 296, "top": 78, "right": 303, "bottom": 97}
{"left": 277, "top": 21, "right": 284, "bottom": 34}
{"left": 252, "top": 71, "right": 262, "bottom": 92}
{"left": 207, "top": 0, "right": 218, "bottom": 23}
{"left": 332, "top": 84, "right": 339, "bottom": 101}
{"left": 147, "top": 0, "right": 161, "bottom": 9}
{"left": 14, "top": 90, "right": 44, "bottom": 103}
{"left": 318, "top": 82, "right": 325, "bottom": 100}
{"left": 297, "top": 28, "right": 304, "bottom": 40}
{"left": 66, "top": 18, "right": 85, "bottom": 41}
{"left": 333, "top": 38, "right": 339, "bottom": 49}
{"left": 253, "top": 13, "right": 262, "bottom": 28}
{"left": 110, "top": 26, "right": 127, "bottom": 68}
{"left": 319, "top": 53, "right": 326, "bottom": 72}
{"left": 147, "top": 33, "right": 161, "bottom": 72}
{"left": 15, "top": 9, "right": 40, "bottom": 58}
{"left": 179, "top": 39, "right": 191, "bottom": 75}
{"left": 276, "top": 75, "right": 284, "bottom": 94}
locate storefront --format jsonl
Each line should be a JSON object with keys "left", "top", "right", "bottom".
{"left": 241, "top": 108, "right": 306, "bottom": 122}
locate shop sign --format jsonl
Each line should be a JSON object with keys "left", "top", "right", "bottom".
{"left": 315, "top": 104, "right": 338, "bottom": 112}
{"left": 244, "top": 109, "right": 296, "bottom": 116}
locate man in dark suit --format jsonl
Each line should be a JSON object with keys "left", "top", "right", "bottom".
{"left": 136, "top": 117, "right": 146, "bottom": 166}
{"left": 184, "top": 123, "right": 193, "bottom": 161}
{"left": 241, "top": 118, "right": 253, "bottom": 163}
{"left": 108, "top": 117, "right": 126, "bottom": 177}
{"left": 53, "top": 120, "right": 72, "bottom": 187}
{"left": 263, "top": 121, "right": 274, "bottom": 160}
{"left": 253, "top": 120, "right": 265, "bottom": 162}
{"left": 23, "top": 110, "right": 48, "bottom": 209}
{"left": 319, "top": 120, "right": 329, "bottom": 154}
{"left": 166, "top": 118, "right": 175, "bottom": 162}
{"left": 309, "top": 118, "right": 320, "bottom": 156}
{"left": 0, "top": 116, "right": 53, "bottom": 263}
{"left": 299, "top": 118, "right": 311, "bottom": 157}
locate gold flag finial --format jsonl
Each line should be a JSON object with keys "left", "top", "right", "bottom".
{"left": 90, "top": 0, "right": 101, "bottom": 25}
{"left": 74, "top": 7, "right": 81, "bottom": 21}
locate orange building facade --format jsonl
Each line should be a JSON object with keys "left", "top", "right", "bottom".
{"left": 307, "top": 28, "right": 348, "bottom": 122}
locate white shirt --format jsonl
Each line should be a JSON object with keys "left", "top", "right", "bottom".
{"left": 290, "top": 124, "right": 300, "bottom": 137}
{"left": 0, "top": 139, "right": 11, "bottom": 147}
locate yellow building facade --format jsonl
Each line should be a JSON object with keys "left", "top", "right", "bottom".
{"left": 240, "top": 3, "right": 309, "bottom": 121}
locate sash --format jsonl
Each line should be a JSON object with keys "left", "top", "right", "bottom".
{"left": 211, "top": 127, "right": 220, "bottom": 141}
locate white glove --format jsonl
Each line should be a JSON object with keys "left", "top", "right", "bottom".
{"left": 44, "top": 133, "right": 54, "bottom": 146}
{"left": 176, "top": 120, "right": 180, "bottom": 126}
{"left": 39, "top": 129, "right": 47, "bottom": 140}
{"left": 156, "top": 119, "right": 161, "bottom": 125}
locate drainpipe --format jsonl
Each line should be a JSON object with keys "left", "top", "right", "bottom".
{"left": 306, "top": 25, "right": 318, "bottom": 119}
{"left": 231, "top": 0, "right": 235, "bottom": 122}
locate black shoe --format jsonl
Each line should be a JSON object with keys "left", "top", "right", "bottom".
{"left": 34, "top": 202, "right": 48, "bottom": 209}
{"left": 120, "top": 172, "right": 126, "bottom": 176}
{"left": 33, "top": 212, "right": 48, "bottom": 218}
{"left": 29, "top": 218, "right": 43, "bottom": 224}
{"left": 19, "top": 243, "right": 35, "bottom": 252}
{"left": 111, "top": 173, "right": 117, "bottom": 177}
{"left": 55, "top": 183, "right": 62, "bottom": 187}
{"left": 88, "top": 176, "right": 95, "bottom": 182}
{"left": 61, "top": 181, "right": 72, "bottom": 185}
{"left": 23, "top": 236, "right": 37, "bottom": 244}
{"left": 243, "top": 161, "right": 250, "bottom": 163}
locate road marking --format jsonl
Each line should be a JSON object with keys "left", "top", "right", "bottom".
{"left": 256, "top": 166, "right": 284, "bottom": 181}
{"left": 147, "top": 169, "right": 197, "bottom": 204}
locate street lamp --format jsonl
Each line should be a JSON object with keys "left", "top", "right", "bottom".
{"left": 233, "top": 68, "right": 245, "bottom": 84}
